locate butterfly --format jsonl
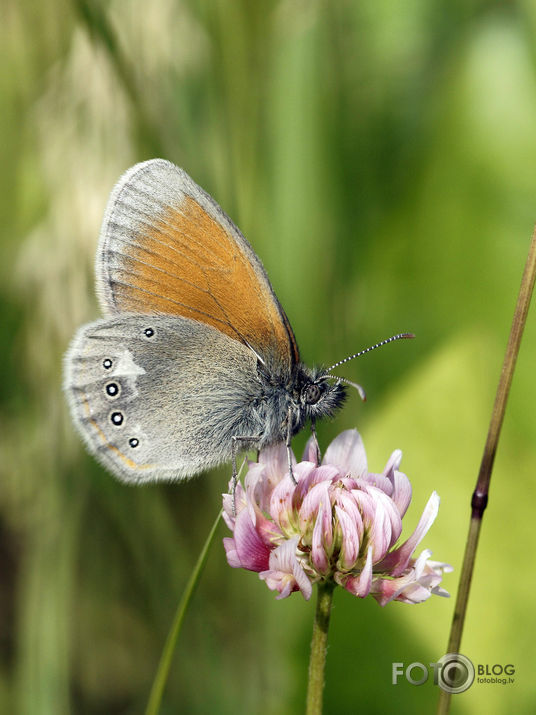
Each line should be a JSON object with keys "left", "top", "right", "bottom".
{"left": 64, "top": 159, "right": 411, "bottom": 484}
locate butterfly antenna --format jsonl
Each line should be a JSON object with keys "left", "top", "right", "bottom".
{"left": 332, "top": 376, "right": 367, "bottom": 402}
{"left": 325, "top": 332, "right": 415, "bottom": 373}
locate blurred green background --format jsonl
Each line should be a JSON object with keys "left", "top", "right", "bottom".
{"left": 2, "top": 0, "right": 536, "bottom": 713}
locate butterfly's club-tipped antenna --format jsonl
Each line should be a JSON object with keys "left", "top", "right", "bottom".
{"left": 326, "top": 333, "right": 414, "bottom": 400}
{"left": 336, "top": 376, "right": 367, "bottom": 401}
{"left": 326, "top": 332, "right": 414, "bottom": 374}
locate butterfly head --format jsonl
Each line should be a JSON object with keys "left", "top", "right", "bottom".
{"left": 293, "top": 364, "right": 347, "bottom": 424}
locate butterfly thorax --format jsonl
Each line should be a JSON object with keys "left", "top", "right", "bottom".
{"left": 253, "top": 360, "right": 347, "bottom": 447}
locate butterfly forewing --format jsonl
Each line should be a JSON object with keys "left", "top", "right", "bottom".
{"left": 96, "top": 160, "right": 299, "bottom": 369}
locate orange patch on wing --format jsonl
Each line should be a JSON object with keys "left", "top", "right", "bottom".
{"left": 105, "top": 196, "right": 298, "bottom": 366}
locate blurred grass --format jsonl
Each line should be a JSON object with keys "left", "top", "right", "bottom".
{"left": 1, "top": 0, "right": 536, "bottom": 713}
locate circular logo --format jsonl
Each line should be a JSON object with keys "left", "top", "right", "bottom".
{"left": 437, "top": 653, "right": 475, "bottom": 694}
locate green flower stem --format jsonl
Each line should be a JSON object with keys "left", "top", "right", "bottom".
{"left": 306, "top": 580, "right": 336, "bottom": 715}
{"left": 145, "top": 509, "right": 223, "bottom": 715}
{"left": 437, "top": 227, "right": 536, "bottom": 714}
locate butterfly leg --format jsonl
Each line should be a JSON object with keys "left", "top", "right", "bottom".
{"left": 286, "top": 406, "right": 297, "bottom": 485}
{"left": 231, "top": 435, "right": 261, "bottom": 514}
{"left": 311, "top": 419, "right": 321, "bottom": 465}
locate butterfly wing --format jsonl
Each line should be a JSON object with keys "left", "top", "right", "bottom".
{"left": 96, "top": 159, "right": 299, "bottom": 369}
{"left": 64, "top": 314, "right": 262, "bottom": 483}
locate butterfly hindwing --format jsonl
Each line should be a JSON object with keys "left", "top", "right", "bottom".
{"left": 64, "top": 313, "right": 260, "bottom": 483}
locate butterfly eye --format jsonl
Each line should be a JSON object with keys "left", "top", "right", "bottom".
{"left": 304, "top": 383, "right": 323, "bottom": 405}
{"left": 103, "top": 358, "right": 113, "bottom": 370}
{"left": 144, "top": 327, "right": 155, "bottom": 338}
{"left": 105, "top": 382, "right": 121, "bottom": 399}
{"left": 110, "top": 411, "right": 124, "bottom": 426}
{"left": 128, "top": 438, "right": 139, "bottom": 448}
